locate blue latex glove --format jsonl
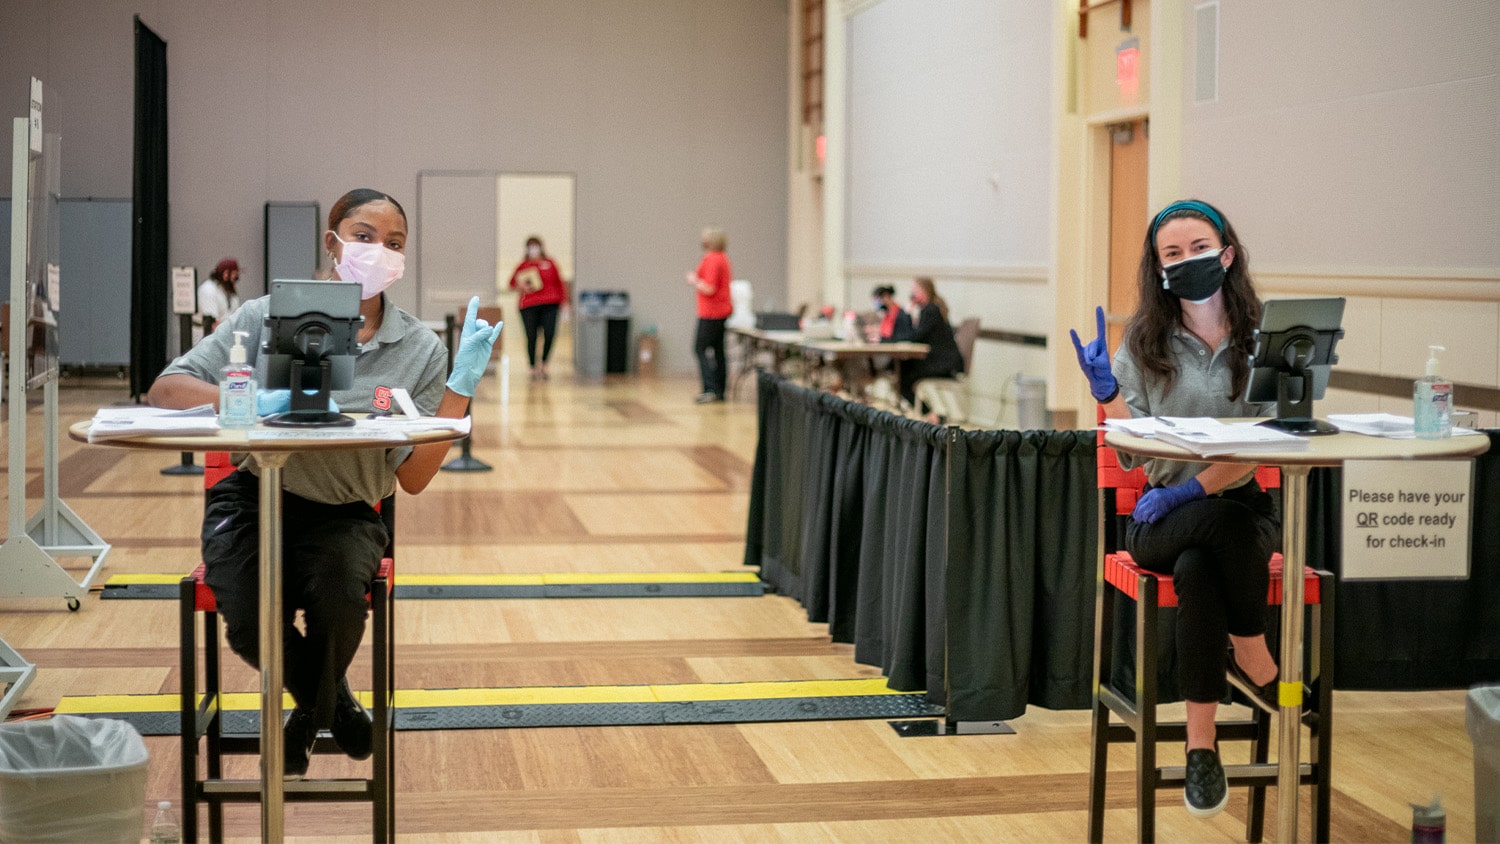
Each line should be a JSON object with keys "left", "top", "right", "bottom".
{"left": 446, "top": 296, "right": 502, "bottom": 397}
{"left": 1069, "top": 305, "right": 1118, "bottom": 402}
{"left": 1132, "top": 478, "right": 1206, "bottom": 524}
{"left": 255, "top": 389, "right": 338, "bottom": 416}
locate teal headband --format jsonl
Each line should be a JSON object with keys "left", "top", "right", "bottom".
{"left": 1149, "top": 200, "right": 1226, "bottom": 242}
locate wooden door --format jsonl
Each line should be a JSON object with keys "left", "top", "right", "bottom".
{"left": 1107, "top": 120, "right": 1148, "bottom": 351}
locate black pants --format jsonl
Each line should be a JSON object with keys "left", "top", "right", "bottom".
{"left": 899, "top": 360, "right": 961, "bottom": 407}
{"left": 1125, "top": 480, "right": 1280, "bottom": 704}
{"left": 520, "top": 303, "right": 560, "bottom": 367}
{"left": 201, "top": 470, "right": 387, "bottom": 728}
{"left": 694, "top": 317, "right": 727, "bottom": 398}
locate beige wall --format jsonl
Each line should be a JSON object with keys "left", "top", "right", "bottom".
{"left": 0, "top": 0, "right": 790, "bottom": 376}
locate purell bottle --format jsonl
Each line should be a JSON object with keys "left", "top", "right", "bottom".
{"left": 1412, "top": 345, "right": 1452, "bottom": 440}
{"left": 218, "top": 330, "right": 258, "bottom": 429}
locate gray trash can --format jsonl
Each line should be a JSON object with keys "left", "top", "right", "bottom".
{"left": 1470, "top": 685, "right": 1500, "bottom": 844}
{"left": 1014, "top": 374, "right": 1050, "bottom": 430}
{"left": 0, "top": 715, "right": 148, "bottom": 843}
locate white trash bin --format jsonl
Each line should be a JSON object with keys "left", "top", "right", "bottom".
{"left": 0, "top": 715, "right": 148, "bottom": 843}
{"left": 1470, "top": 685, "right": 1500, "bottom": 844}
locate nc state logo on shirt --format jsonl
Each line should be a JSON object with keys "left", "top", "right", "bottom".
{"left": 372, "top": 386, "right": 393, "bottom": 412}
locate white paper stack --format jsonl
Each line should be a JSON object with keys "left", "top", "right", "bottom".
{"left": 1105, "top": 416, "right": 1309, "bottom": 456}
{"left": 1327, "top": 412, "right": 1482, "bottom": 439}
{"left": 87, "top": 404, "right": 221, "bottom": 443}
{"left": 1150, "top": 418, "right": 1309, "bottom": 456}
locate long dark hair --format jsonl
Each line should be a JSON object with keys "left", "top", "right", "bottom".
{"left": 1124, "top": 200, "right": 1261, "bottom": 399}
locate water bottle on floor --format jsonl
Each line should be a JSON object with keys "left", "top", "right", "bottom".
{"left": 1411, "top": 795, "right": 1445, "bottom": 843}
{"left": 150, "top": 800, "right": 181, "bottom": 844}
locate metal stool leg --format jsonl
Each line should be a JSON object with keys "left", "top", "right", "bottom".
{"left": 179, "top": 580, "right": 199, "bottom": 844}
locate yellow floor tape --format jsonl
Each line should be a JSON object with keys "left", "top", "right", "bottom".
{"left": 56, "top": 678, "right": 909, "bottom": 714}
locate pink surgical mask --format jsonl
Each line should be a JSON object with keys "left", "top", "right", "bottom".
{"left": 332, "top": 232, "right": 405, "bottom": 300}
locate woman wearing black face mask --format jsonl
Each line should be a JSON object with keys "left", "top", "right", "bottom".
{"left": 1069, "top": 199, "right": 1280, "bottom": 820}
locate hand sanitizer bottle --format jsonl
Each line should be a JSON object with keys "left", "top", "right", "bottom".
{"left": 1413, "top": 345, "right": 1452, "bottom": 440}
{"left": 219, "top": 330, "right": 258, "bottom": 429}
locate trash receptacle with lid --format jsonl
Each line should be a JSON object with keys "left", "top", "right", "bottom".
{"left": 1470, "top": 685, "right": 1500, "bottom": 844}
{"left": 0, "top": 715, "right": 149, "bottom": 843}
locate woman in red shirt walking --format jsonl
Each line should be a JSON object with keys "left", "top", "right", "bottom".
{"left": 508, "top": 235, "right": 568, "bottom": 381}
{"left": 685, "top": 227, "right": 733, "bottom": 403}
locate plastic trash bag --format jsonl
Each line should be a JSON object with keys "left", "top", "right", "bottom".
{"left": 0, "top": 715, "right": 149, "bottom": 843}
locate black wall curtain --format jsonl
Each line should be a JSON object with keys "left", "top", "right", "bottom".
{"left": 130, "top": 16, "right": 169, "bottom": 399}
{"left": 943, "top": 427, "right": 1098, "bottom": 719}
{"left": 746, "top": 373, "right": 1098, "bottom": 721}
{"left": 1305, "top": 430, "right": 1500, "bottom": 689}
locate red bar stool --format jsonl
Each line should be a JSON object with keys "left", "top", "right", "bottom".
{"left": 1086, "top": 415, "right": 1334, "bottom": 843}
{"left": 179, "top": 452, "right": 397, "bottom": 841}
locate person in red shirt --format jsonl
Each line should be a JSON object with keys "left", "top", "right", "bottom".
{"left": 508, "top": 236, "right": 569, "bottom": 381}
{"left": 684, "top": 227, "right": 733, "bottom": 403}
{"left": 866, "top": 285, "right": 913, "bottom": 342}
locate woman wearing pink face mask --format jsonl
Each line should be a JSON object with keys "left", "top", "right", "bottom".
{"left": 148, "top": 188, "right": 499, "bottom": 779}
{"left": 508, "top": 235, "right": 568, "bottom": 382}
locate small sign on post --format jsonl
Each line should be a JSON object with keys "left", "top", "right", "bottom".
{"left": 171, "top": 266, "right": 197, "bottom": 315}
{"left": 1341, "top": 459, "right": 1474, "bottom": 579}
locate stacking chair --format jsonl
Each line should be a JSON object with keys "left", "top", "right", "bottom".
{"left": 911, "top": 317, "right": 980, "bottom": 422}
{"left": 1086, "top": 416, "right": 1334, "bottom": 842}
{"left": 179, "top": 452, "right": 397, "bottom": 841}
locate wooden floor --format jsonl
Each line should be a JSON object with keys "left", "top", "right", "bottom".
{"left": 0, "top": 359, "right": 1480, "bottom": 842}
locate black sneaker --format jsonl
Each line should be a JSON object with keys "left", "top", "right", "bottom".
{"left": 331, "top": 678, "right": 373, "bottom": 761}
{"left": 283, "top": 707, "right": 317, "bottom": 780}
{"left": 1183, "top": 747, "right": 1228, "bottom": 817}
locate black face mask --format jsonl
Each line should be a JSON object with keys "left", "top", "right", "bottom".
{"left": 1160, "top": 249, "right": 1226, "bottom": 302}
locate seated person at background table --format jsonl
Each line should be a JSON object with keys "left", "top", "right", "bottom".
{"left": 865, "top": 284, "right": 913, "bottom": 343}
{"left": 508, "top": 234, "right": 568, "bottom": 383}
{"left": 148, "top": 188, "right": 499, "bottom": 779}
{"left": 898, "top": 277, "right": 964, "bottom": 408}
{"left": 1069, "top": 199, "right": 1280, "bottom": 819}
{"left": 198, "top": 257, "right": 243, "bottom": 331}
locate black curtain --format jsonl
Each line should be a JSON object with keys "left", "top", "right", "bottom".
{"left": 130, "top": 16, "right": 169, "bottom": 399}
{"left": 746, "top": 373, "right": 1098, "bottom": 721}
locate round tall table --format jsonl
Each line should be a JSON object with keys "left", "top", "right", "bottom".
{"left": 69, "top": 421, "right": 467, "bottom": 842}
{"left": 1104, "top": 426, "right": 1488, "bottom": 842}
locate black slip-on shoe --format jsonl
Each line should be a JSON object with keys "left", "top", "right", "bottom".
{"left": 1184, "top": 746, "right": 1228, "bottom": 818}
{"left": 283, "top": 707, "right": 317, "bottom": 780}
{"left": 331, "top": 677, "right": 373, "bottom": 761}
{"left": 1227, "top": 658, "right": 1281, "bottom": 714}
{"left": 1227, "top": 658, "right": 1312, "bottom": 715}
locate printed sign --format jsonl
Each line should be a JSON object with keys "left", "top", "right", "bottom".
{"left": 1341, "top": 459, "right": 1474, "bottom": 579}
{"left": 29, "top": 78, "right": 42, "bottom": 153}
{"left": 46, "top": 263, "right": 59, "bottom": 312}
{"left": 172, "top": 266, "right": 197, "bottom": 315}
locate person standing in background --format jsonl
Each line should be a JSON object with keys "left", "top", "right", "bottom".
{"left": 508, "top": 235, "right": 568, "bottom": 382}
{"left": 198, "top": 258, "right": 242, "bottom": 330}
{"left": 685, "top": 227, "right": 732, "bottom": 404}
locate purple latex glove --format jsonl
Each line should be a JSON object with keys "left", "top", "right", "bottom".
{"left": 1069, "top": 305, "right": 1118, "bottom": 402}
{"left": 1132, "top": 478, "right": 1206, "bottom": 524}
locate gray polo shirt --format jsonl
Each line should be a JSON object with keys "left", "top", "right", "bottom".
{"left": 161, "top": 294, "right": 449, "bottom": 505}
{"left": 1113, "top": 326, "right": 1274, "bottom": 489}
